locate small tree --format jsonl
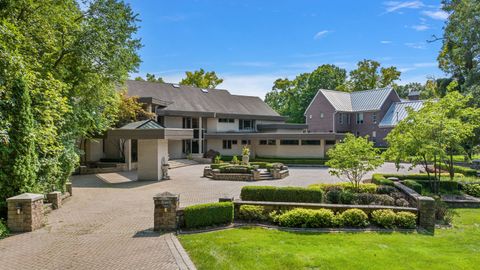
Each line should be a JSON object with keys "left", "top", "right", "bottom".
{"left": 326, "top": 134, "right": 384, "bottom": 190}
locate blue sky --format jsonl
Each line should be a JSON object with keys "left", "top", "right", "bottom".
{"left": 127, "top": 0, "right": 448, "bottom": 98}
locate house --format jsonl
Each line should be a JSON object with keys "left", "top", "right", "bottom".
{"left": 305, "top": 88, "right": 424, "bottom": 146}
{"left": 80, "top": 80, "right": 344, "bottom": 174}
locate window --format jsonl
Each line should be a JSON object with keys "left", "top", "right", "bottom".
{"left": 222, "top": 140, "right": 236, "bottom": 149}
{"left": 320, "top": 112, "right": 324, "bottom": 119}
{"left": 259, "top": 139, "right": 276, "bottom": 145}
{"left": 218, "top": 118, "right": 234, "bottom": 123}
{"left": 309, "top": 114, "right": 312, "bottom": 119}
{"left": 347, "top": 114, "right": 351, "bottom": 124}
{"left": 182, "top": 117, "right": 192, "bottom": 128}
{"left": 372, "top": 112, "right": 377, "bottom": 124}
{"left": 339, "top": 113, "right": 344, "bottom": 124}
{"left": 280, "top": 140, "right": 299, "bottom": 145}
{"left": 356, "top": 113, "right": 364, "bottom": 124}
{"left": 241, "top": 140, "right": 251, "bottom": 145}
{"left": 239, "top": 119, "right": 255, "bottom": 130}
{"left": 372, "top": 131, "right": 377, "bottom": 138}
{"left": 301, "top": 140, "right": 321, "bottom": 145}
{"left": 325, "top": 140, "right": 336, "bottom": 145}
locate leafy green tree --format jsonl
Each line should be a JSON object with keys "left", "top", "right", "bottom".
{"left": 344, "top": 60, "right": 401, "bottom": 91}
{"left": 265, "top": 65, "right": 346, "bottom": 123}
{"left": 394, "top": 82, "right": 425, "bottom": 99}
{"left": 0, "top": 0, "right": 140, "bottom": 203}
{"left": 326, "top": 134, "right": 384, "bottom": 190}
{"left": 134, "top": 73, "right": 165, "bottom": 83}
{"left": 180, "top": 68, "right": 223, "bottom": 88}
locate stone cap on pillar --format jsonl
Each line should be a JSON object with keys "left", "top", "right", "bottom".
{"left": 7, "top": 193, "right": 44, "bottom": 202}
{"left": 153, "top": 191, "right": 179, "bottom": 200}
{"left": 48, "top": 191, "right": 61, "bottom": 195}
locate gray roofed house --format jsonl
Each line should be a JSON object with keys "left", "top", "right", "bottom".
{"left": 125, "top": 80, "right": 284, "bottom": 120}
{"left": 305, "top": 87, "right": 423, "bottom": 146}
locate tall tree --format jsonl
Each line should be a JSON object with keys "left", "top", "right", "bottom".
{"left": 265, "top": 65, "right": 346, "bottom": 123}
{"left": 0, "top": 0, "right": 141, "bottom": 204}
{"left": 180, "top": 68, "right": 223, "bottom": 89}
{"left": 344, "top": 60, "right": 401, "bottom": 91}
{"left": 394, "top": 82, "right": 425, "bottom": 98}
{"left": 134, "top": 73, "right": 165, "bottom": 83}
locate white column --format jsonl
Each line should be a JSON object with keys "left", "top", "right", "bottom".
{"left": 137, "top": 139, "right": 169, "bottom": 181}
{"left": 124, "top": 139, "right": 132, "bottom": 171}
{"left": 198, "top": 117, "right": 203, "bottom": 154}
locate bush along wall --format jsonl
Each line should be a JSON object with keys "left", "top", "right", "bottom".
{"left": 183, "top": 202, "right": 233, "bottom": 229}
{"left": 438, "top": 164, "right": 478, "bottom": 177}
{"left": 240, "top": 186, "right": 324, "bottom": 203}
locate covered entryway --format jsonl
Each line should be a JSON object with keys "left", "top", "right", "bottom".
{"left": 107, "top": 119, "right": 193, "bottom": 181}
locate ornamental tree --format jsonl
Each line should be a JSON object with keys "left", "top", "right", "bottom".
{"left": 326, "top": 134, "right": 384, "bottom": 190}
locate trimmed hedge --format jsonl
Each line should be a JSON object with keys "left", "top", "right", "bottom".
{"left": 395, "top": 211, "right": 417, "bottom": 229}
{"left": 277, "top": 208, "right": 335, "bottom": 228}
{"left": 336, "top": 209, "right": 369, "bottom": 227}
{"left": 308, "top": 183, "right": 377, "bottom": 194}
{"left": 238, "top": 205, "right": 267, "bottom": 222}
{"left": 403, "top": 180, "right": 423, "bottom": 194}
{"left": 380, "top": 173, "right": 458, "bottom": 180}
{"left": 463, "top": 183, "right": 480, "bottom": 198}
{"left": 241, "top": 186, "right": 324, "bottom": 203}
{"left": 371, "top": 209, "right": 397, "bottom": 229}
{"left": 413, "top": 180, "right": 460, "bottom": 193}
{"left": 372, "top": 174, "right": 394, "bottom": 186}
{"left": 218, "top": 165, "right": 254, "bottom": 173}
{"left": 183, "top": 202, "right": 233, "bottom": 229}
{"left": 439, "top": 163, "right": 478, "bottom": 177}
{"left": 211, "top": 163, "right": 229, "bottom": 170}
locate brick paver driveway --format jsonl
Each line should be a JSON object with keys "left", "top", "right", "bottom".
{"left": 0, "top": 163, "right": 418, "bottom": 269}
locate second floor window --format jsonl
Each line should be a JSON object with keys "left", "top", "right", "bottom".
{"left": 218, "top": 118, "right": 234, "bottom": 123}
{"left": 372, "top": 112, "right": 377, "bottom": 124}
{"left": 339, "top": 113, "right": 344, "bottom": 124}
{"left": 356, "top": 113, "right": 364, "bottom": 124}
{"left": 239, "top": 119, "right": 255, "bottom": 130}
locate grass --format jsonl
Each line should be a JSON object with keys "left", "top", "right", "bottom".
{"left": 451, "top": 154, "right": 480, "bottom": 163}
{"left": 179, "top": 209, "right": 480, "bottom": 270}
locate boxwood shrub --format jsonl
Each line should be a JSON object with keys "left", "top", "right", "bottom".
{"left": 240, "top": 186, "right": 324, "bottom": 203}
{"left": 277, "top": 208, "right": 335, "bottom": 228}
{"left": 463, "top": 183, "right": 480, "bottom": 197}
{"left": 403, "top": 180, "right": 423, "bottom": 194}
{"left": 395, "top": 211, "right": 417, "bottom": 229}
{"left": 336, "top": 209, "right": 369, "bottom": 227}
{"left": 308, "top": 183, "right": 377, "bottom": 194}
{"left": 238, "top": 205, "right": 267, "bottom": 222}
{"left": 372, "top": 174, "right": 394, "bottom": 186}
{"left": 371, "top": 209, "right": 397, "bottom": 229}
{"left": 438, "top": 164, "right": 478, "bottom": 177}
{"left": 183, "top": 202, "right": 233, "bottom": 229}
{"left": 211, "top": 163, "right": 229, "bottom": 170}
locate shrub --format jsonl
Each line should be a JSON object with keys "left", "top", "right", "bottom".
{"left": 403, "top": 180, "right": 423, "bottom": 194}
{"left": 336, "top": 209, "right": 369, "bottom": 227}
{"left": 395, "top": 212, "right": 417, "bottom": 229}
{"left": 325, "top": 187, "right": 343, "bottom": 203}
{"left": 238, "top": 205, "right": 267, "bottom": 222}
{"left": 339, "top": 191, "right": 355, "bottom": 204}
{"left": 395, "top": 198, "right": 410, "bottom": 207}
{"left": 380, "top": 173, "right": 455, "bottom": 181}
{"left": 241, "top": 186, "right": 324, "bottom": 203}
{"left": 0, "top": 219, "right": 9, "bottom": 239}
{"left": 463, "top": 183, "right": 480, "bottom": 197}
{"left": 373, "top": 194, "right": 395, "bottom": 206}
{"left": 352, "top": 193, "right": 395, "bottom": 206}
{"left": 439, "top": 163, "right": 477, "bottom": 177}
{"left": 231, "top": 155, "right": 239, "bottom": 165}
{"left": 276, "top": 208, "right": 335, "bottom": 228}
{"left": 309, "top": 183, "right": 377, "bottom": 193}
{"left": 414, "top": 180, "right": 460, "bottom": 193}
{"left": 214, "top": 155, "right": 222, "bottom": 164}
{"left": 211, "top": 163, "right": 228, "bottom": 170}
{"left": 183, "top": 202, "right": 233, "bottom": 229}
{"left": 433, "top": 197, "right": 457, "bottom": 225}
{"left": 371, "top": 209, "right": 397, "bottom": 229}
{"left": 376, "top": 185, "right": 396, "bottom": 195}
{"left": 372, "top": 174, "right": 394, "bottom": 186}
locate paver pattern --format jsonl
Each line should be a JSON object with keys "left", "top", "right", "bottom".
{"left": 0, "top": 163, "right": 418, "bottom": 269}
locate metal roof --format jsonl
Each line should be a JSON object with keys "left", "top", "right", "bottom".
{"left": 378, "top": 100, "right": 424, "bottom": 128}
{"left": 124, "top": 80, "right": 284, "bottom": 120}
{"left": 120, "top": 119, "right": 164, "bottom": 130}
{"left": 319, "top": 88, "right": 395, "bottom": 112}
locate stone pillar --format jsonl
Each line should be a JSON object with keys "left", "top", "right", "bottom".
{"left": 66, "top": 182, "right": 73, "bottom": 196}
{"left": 7, "top": 193, "right": 44, "bottom": 232}
{"left": 154, "top": 192, "right": 179, "bottom": 231}
{"left": 47, "top": 191, "right": 62, "bottom": 209}
{"left": 418, "top": 196, "right": 436, "bottom": 233}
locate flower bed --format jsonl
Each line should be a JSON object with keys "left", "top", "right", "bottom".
{"left": 204, "top": 162, "right": 289, "bottom": 181}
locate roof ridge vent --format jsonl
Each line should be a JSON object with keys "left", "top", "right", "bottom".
{"left": 172, "top": 84, "right": 180, "bottom": 88}
{"left": 201, "top": 88, "right": 209, "bottom": 93}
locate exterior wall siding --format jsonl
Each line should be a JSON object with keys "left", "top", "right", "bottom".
{"left": 305, "top": 91, "right": 336, "bottom": 132}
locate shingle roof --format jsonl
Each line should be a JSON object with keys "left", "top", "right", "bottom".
{"left": 378, "top": 100, "right": 424, "bottom": 128}
{"left": 120, "top": 119, "right": 164, "bottom": 130}
{"left": 124, "top": 80, "right": 283, "bottom": 120}
{"left": 318, "top": 88, "right": 395, "bottom": 112}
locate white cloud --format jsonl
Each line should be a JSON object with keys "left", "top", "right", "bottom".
{"left": 219, "top": 74, "right": 291, "bottom": 98}
{"left": 383, "top": 1, "right": 424, "bottom": 13}
{"left": 313, "top": 30, "right": 331, "bottom": 40}
{"left": 411, "top": 24, "right": 429, "bottom": 31}
{"left": 422, "top": 10, "right": 448, "bottom": 20}
{"left": 380, "top": 40, "right": 392, "bottom": 44}
{"left": 405, "top": 42, "right": 426, "bottom": 49}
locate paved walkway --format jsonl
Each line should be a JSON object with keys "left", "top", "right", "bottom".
{"left": 0, "top": 163, "right": 418, "bottom": 269}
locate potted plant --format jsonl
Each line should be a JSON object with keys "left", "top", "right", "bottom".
{"left": 242, "top": 146, "right": 250, "bottom": 165}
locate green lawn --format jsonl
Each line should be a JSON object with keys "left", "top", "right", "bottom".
{"left": 179, "top": 209, "right": 480, "bottom": 270}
